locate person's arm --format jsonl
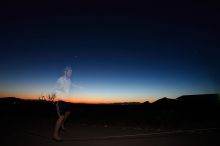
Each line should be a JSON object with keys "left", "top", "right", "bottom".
{"left": 72, "top": 83, "right": 83, "bottom": 90}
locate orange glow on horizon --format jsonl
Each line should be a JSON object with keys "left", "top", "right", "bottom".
{"left": 0, "top": 91, "right": 37, "bottom": 100}
{"left": 0, "top": 91, "right": 157, "bottom": 104}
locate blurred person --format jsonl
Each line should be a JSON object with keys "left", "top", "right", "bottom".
{"left": 53, "top": 66, "right": 72, "bottom": 141}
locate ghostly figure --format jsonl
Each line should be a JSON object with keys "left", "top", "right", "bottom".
{"left": 53, "top": 66, "right": 72, "bottom": 141}
{"left": 55, "top": 66, "right": 72, "bottom": 101}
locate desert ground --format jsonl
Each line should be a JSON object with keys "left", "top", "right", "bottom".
{"left": 1, "top": 95, "right": 220, "bottom": 146}
{"left": 1, "top": 112, "right": 220, "bottom": 146}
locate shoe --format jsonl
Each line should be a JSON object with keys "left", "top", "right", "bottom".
{"left": 52, "top": 136, "right": 63, "bottom": 142}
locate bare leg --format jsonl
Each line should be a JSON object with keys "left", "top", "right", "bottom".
{"left": 61, "top": 111, "right": 71, "bottom": 130}
{"left": 53, "top": 115, "right": 65, "bottom": 141}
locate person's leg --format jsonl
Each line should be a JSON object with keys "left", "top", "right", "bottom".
{"left": 53, "top": 115, "right": 65, "bottom": 140}
{"left": 61, "top": 111, "right": 71, "bottom": 130}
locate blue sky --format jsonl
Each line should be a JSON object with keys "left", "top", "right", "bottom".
{"left": 0, "top": 2, "right": 219, "bottom": 103}
{"left": 0, "top": 47, "right": 218, "bottom": 103}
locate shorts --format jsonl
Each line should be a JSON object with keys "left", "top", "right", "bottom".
{"left": 56, "top": 100, "right": 71, "bottom": 116}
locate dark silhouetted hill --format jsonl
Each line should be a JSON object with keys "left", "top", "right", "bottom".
{"left": 151, "top": 97, "right": 177, "bottom": 108}
{"left": 0, "top": 94, "right": 219, "bottom": 128}
{"left": 0, "top": 97, "right": 23, "bottom": 104}
{"left": 177, "top": 94, "right": 219, "bottom": 106}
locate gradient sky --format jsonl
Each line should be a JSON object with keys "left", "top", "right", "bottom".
{"left": 0, "top": 1, "right": 220, "bottom": 103}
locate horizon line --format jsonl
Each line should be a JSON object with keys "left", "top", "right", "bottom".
{"left": 1, "top": 93, "right": 219, "bottom": 104}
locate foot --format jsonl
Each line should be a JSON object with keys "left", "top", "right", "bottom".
{"left": 52, "top": 135, "right": 63, "bottom": 142}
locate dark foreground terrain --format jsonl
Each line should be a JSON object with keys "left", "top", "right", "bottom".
{"left": 1, "top": 94, "right": 220, "bottom": 146}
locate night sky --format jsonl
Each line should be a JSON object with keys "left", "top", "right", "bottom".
{"left": 0, "top": 1, "right": 219, "bottom": 103}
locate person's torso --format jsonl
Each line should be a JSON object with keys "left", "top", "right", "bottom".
{"left": 55, "top": 76, "right": 72, "bottom": 101}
